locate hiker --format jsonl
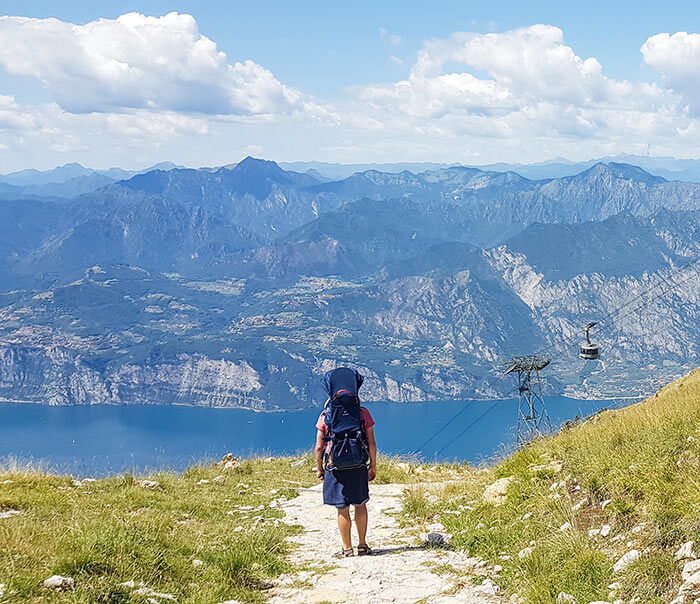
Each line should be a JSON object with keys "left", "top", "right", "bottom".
{"left": 315, "top": 367, "right": 377, "bottom": 558}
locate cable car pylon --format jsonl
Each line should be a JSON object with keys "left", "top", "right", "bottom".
{"left": 504, "top": 354, "right": 552, "bottom": 448}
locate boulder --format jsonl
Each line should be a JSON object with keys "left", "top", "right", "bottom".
{"left": 425, "top": 532, "right": 445, "bottom": 546}
{"left": 43, "top": 575, "right": 74, "bottom": 590}
{"left": 223, "top": 460, "right": 240, "bottom": 471}
{"left": 483, "top": 476, "right": 514, "bottom": 505}
{"left": 474, "top": 578, "right": 500, "bottom": 596}
{"left": 682, "top": 559, "right": 700, "bottom": 582}
{"left": 676, "top": 541, "right": 696, "bottom": 561}
{"left": 613, "top": 550, "right": 641, "bottom": 573}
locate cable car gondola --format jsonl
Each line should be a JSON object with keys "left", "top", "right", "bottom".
{"left": 579, "top": 322, "right": 599, "bottom": 360}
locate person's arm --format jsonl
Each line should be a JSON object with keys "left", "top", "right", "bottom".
{"left": 366, "top": 425, "right": 377, "bottom": 481}
{"left": 315, "top": 429, "right": 325, "bottom": 480}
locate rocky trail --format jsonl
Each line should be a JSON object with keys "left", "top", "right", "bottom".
{"left": 266, "top": 482, "right": 504, "bottom": 604}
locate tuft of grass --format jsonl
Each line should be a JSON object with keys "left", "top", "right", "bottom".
{"left": 619, "top": 551, "right": 678, "bottom": 603}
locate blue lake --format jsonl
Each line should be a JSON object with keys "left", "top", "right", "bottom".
{"left": 0, "top": 397, "right": 628, "bottom": 477}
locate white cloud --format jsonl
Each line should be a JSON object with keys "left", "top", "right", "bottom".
{"left": 0, "top": 96, "right": 209, "bottom": 156}
{"left": 0, "top": 12, "right": 306, "bottom": 116}
{"left": 352, "top": 25, "right": 685, "bottom": 152}
{"left": 4, "top": 18, "right": 700, "bottom": 169}
{"left": 379, "top": 27, "right": 402, "bottom": 45}
{"left": 642, "top": 32, "right": 700, "bottom": 112}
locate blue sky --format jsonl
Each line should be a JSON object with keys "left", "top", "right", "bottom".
{"left": 2, "top": 1, "right": 700, "bottom": 171}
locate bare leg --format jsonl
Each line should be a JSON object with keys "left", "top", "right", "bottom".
{"left": 336, "top": 506, "right": 353, "bottom": 549}
{"left": 354, "top": 503, "right": 368, "bottom": 545}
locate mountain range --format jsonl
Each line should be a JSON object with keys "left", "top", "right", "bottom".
{"left": 0, "top": 158, "right": 698, "bottom": 409}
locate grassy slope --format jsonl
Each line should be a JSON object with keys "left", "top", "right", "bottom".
{"left": 0, "top": 453, "right": 464, "bottom": 603}
{"left": 3, "top": 368, "right": 698, "bottom": 603}
{"left": 403, "top": 368, "right": 700, "bottom": 603}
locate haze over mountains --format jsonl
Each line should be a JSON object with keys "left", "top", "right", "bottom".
{"left": 1, "top": 157, "right": 698, "bottom": 409}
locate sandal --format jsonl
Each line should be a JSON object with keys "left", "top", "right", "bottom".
{"left": 333, "top": 547, "right": 354, "bottom": 558}
{"left": 357, "top": 544, "right": 373, "bottom": 556}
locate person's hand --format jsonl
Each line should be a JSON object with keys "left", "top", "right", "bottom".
{"left": 316, "top": 468, "right": 324, "bottom": 481}
{"left": 368, "top": 464, "right": 376, "bottom": 481}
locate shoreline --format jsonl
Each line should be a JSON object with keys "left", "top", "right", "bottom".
{"left": 0, "top": 394, "right": 631, "bottom": 412}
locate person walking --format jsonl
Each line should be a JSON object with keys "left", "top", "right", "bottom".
{"left": 315, "top": 367, "right": 377, "bottom": 558}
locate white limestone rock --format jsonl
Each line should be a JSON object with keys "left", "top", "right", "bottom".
{"left": 483, "top": 476, "right": 514, "bottom": 505}
{"left": 613, "top": 549, "right": 641, "bottom": 573}
{"left": 133, "top": 587, "right": 176, "bottom": 600}
{"left": 560, "top": 522, "right": 572, "bottom": 532}
{"left": 676, "top": 541, "right": 696, "bottom": 561}
{"left": 557, "top": 592, "right": 576, "bottom": 604}
{"left": 518, "top": 546, "right": 534, "bottom": 559}
{"left": 682, "top": 559, "right": 700, "bottom": 582}
{"left": 138, "top": 480, "right": 159, "bottom": 489}
{"left": 684, "top": 569, "right": 700, "bottom": 586}
{"left": 43, "top": 575, "right": 74, "bottom": 590}
{"left": 0, "top": 509, "right": 21, "bottom": 519}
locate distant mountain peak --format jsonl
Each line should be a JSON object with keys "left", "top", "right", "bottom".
{"left": 233, "top": 156, "right": 284, "bottom": 173}
{"left": 582, "top": 161, "right": 665, "bottom": 184}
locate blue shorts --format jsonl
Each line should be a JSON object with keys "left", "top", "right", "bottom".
{"left": 323, "top": 466, "right": 370, "bottom": 508}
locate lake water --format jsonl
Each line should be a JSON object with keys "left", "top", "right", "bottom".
{"left": 0, "top": 397, "right": 627, "bottom": 477}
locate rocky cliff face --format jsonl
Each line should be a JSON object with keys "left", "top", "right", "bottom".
{"left": 1, "top": 160, "right": 699, "bottom": 409}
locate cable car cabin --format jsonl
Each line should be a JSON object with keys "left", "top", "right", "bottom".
{"left": 579, "top": 343, "right": 599, "bottom": 360}
{"left": 579, "top": 321, "right": 599, "bottom": 360}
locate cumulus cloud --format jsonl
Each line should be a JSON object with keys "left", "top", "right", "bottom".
{"left": 0, "top": 12, "right": 306, "bottom": 115}
{"left": 0, "top": 96, "right": 209, "bottom": 156}
{"left": 642, "top": 32, "right": 700, "bottom": 112}
{"left": 354, "top": 24, "right": 682, "bottom": 149}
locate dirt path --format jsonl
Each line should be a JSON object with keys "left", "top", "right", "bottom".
{"left": 266, "top": 482, "right": 505, "bottom": 604}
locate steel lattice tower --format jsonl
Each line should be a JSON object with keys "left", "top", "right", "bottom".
{"left": 505, "top": 355, "right": 552, "bottom": 448}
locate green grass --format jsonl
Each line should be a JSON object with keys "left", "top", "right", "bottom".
{"left": 400, "top": 368, "right": 700, "bottom": 604}
{"left": 0, "top": 451, "right": 468, "bottom": 603}
{"left": 0, "top": 456, "right": 318, "bottom": 603}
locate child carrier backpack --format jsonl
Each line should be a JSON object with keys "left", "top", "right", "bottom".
{"left": 323, "top": 388, "right": 369, "bottom": 472}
